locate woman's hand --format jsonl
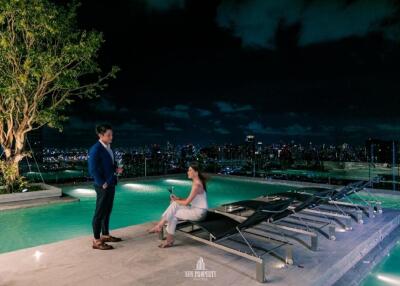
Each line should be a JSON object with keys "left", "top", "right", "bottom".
{"left": 170, "top": 194, "right": 177, "bottom": 202}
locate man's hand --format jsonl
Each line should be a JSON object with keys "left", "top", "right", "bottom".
{"left": 116, "top": 167, "right": 124, "bottom": 174}
{"left": 102, "top": 182, "right": 108, "bottom": 190}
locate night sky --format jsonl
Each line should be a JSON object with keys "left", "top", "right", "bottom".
{"left": 45, "top": 0, "right": 400, "bottom": 147}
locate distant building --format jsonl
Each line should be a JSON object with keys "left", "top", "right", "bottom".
{"left": 365, "top": 138, "right": 399, "bottom": 164}
{"left": 245, "top": 135, "right": 256, "bottom": 158}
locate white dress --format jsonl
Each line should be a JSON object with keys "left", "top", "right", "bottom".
{"left": 162, "top": 186, "right": 208, "bottom": 235}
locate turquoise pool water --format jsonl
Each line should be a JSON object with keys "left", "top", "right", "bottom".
{"left": 0, "top": 176, "right": 292, "bottom": 254}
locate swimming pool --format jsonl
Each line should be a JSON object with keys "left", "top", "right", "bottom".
{"left": 0, "top": 175, "right": 292, "bottom": 254}
{"left": 2, "top": 175, "right": 400, "bottom": 285}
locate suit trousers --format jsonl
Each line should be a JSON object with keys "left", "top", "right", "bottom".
{"left": 92, "top": 185, "right": 115, "bottom": 239}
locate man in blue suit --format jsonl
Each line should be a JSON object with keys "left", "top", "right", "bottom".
{"left": 88, "top": 124, "right": 123, "bottom": 250}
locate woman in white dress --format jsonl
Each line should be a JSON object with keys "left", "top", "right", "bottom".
{"left": 148, "top": 162, "right": 208, "bottom": 248}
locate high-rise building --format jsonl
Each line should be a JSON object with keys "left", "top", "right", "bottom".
{"left": 365, "top": 138, "right": 399, "bottom": 164}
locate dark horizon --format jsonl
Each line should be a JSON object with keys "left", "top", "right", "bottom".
{"left": 46, "top": 0, "right": 400, "bottom": 148}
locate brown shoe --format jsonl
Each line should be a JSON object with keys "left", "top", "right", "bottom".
{"left": 92, "top": 240, "right": 114, "bottom": 250}
{"left": 101, "top": 235, "right": 122, "bottom": 243}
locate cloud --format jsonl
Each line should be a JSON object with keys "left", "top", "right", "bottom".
{"left": 117, "top": 120, "right": 163, "bottom": 137}
{"left": 210, "top": 119, "right": 231, "bottom": 135}
{"left": 246, "top": 121, "right": 276, "bottom": 134}
{"left": 196, "top": 108, "right": 212, "bottom": 117}
{"left": 215, "top": 101, "right": 253, "bottom": 113}
{"left": 65, "top": 117, "right": 95, "bottom": 130}
{"left": 91, "top": 98, "right": 127, "bottom": 113}
{"left": 164, "top": 122, "right": 183, "bottom": 131}
{"left": 214, "top": 127, "right": 231, "bottom": 135}
{"left": 118, "top": 120, "right": 146, "bottom": 131}
{"left": 376, "top": 123, "right": 400, "bottom": 133}
{"left": 144, "top": 0, "right": 184, "bottom": 10}
{"left": 300, "top": 0, "right": 396, "bottom": 46}
{"left": 143, "top": 0, "right": 399, "bottom": 49}
{"left": 245, "top": 121, "right": 321, "bottom": 136}
{"left": 174, "top": 104, "right": 190, "bottom": 111}
{"left": 157, "top": 105, "right": 190, "bottom": 119}
{"left": 217, "top": 0, "right": 302, "bottom": 48}
{"left": 342, "top": 125, "right": 369, "bottom": 133}
{"left": 216, "top": 0, "right": 398, "bottom": 49}
{"left": 285, "top": 124, "right": 313, "bottom": 135}
{"left": 341, "top": 123, "right": 400, "bottom": 134}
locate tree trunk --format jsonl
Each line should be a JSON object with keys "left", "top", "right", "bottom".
{"left": 0, "top": 133, "right": 26, "bottom": 193}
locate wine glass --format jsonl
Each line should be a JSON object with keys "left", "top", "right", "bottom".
{"left": 117, "top": 158, "right": 124, "bottom": 177}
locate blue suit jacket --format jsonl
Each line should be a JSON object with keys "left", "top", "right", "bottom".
{"left": 88, "top": 141, "right": 117, "bottom": 187}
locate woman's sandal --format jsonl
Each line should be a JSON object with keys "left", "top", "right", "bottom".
{"left": 158, "top": 241, "right": 174, "bottom": 248}
{"left": 92, "top": 241, "right": 114, "bottom": 250}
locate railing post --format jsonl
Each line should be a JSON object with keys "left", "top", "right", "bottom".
{"left": 329, "top": 224, "right": 336, "bottom": 240}
{"left": 285, "top": 246, "right": 293, "bottom": 265}
{"left": 311, "top": 235, "right": 318, "bottom": 251}
{"left": 256, "top": 260, "right": 266, "bottom": 283}
{"left": 356, "top": 210, "right": 363, "bottom": 224}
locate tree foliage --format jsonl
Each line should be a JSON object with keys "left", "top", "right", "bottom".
{"left": 0, "top": 0, "right": 118, "bottom": 192}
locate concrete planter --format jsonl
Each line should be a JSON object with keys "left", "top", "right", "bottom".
{"left": 0, "top": 183, "right": 62, "bottom": 204}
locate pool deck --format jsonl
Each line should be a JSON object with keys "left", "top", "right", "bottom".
{"left": 1, "top": 207, "right": 400, "bottom": 286}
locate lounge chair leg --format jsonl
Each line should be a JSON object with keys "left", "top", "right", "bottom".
{"left": 329, "top": 224, "right": 336, "bottom": 240}
{"left": 256, "top": 260, "right": 266, "bottom": 283}
{"left": 368, "top": 205, "right": 375, "bottom": 218}
{"left": 285, "top": 246, "right": 293, "bottom": 265}
{"left": 375, "top": 202, "right": 382, "bottom": 214}
{"left": 356, "top": 210, "right": 363, "bottom": 224}
{"left": 158, "top": 225, "right": 164, "bottom": 240}
{"left": 311, "top": 235, "right": 318, "bottom": 251}
{"left": 345, "top": 218, "right": 352, "bottom": 230}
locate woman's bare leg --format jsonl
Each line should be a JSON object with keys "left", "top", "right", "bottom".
{"left": 148, "top": 218, "right": 167, "bottom": 233}
{"left": 158, "top": 233, "right": 174, "bottom": 248}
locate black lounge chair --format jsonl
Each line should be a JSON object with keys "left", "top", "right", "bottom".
{"left": 223, "top": 178, "right": 381, "bottom": 232}
{"left": 304, "top": 178, "right": 383, "bottom": 216}
{"left": 224, "top": 189, "right": 332, "bottom": 221}
{"left": 172, "top": 198, "right": 295, "bottom": 283}
{"left": 296, "top": 177, "right": 381, "bottom": 202}
{"left": 192, "top": 198, "right": 294, "bottom": 239}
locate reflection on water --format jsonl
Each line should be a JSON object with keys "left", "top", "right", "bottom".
{"left": 123, "top": 183, "right": 162, "bottom": 192}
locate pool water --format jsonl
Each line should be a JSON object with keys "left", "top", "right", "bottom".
{"left": 0, "top": 176, "right": 292, "bottom": 254}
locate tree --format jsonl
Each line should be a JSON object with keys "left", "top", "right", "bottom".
{"left": 0, "top": 0, "right": 118, "bottom": 192}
